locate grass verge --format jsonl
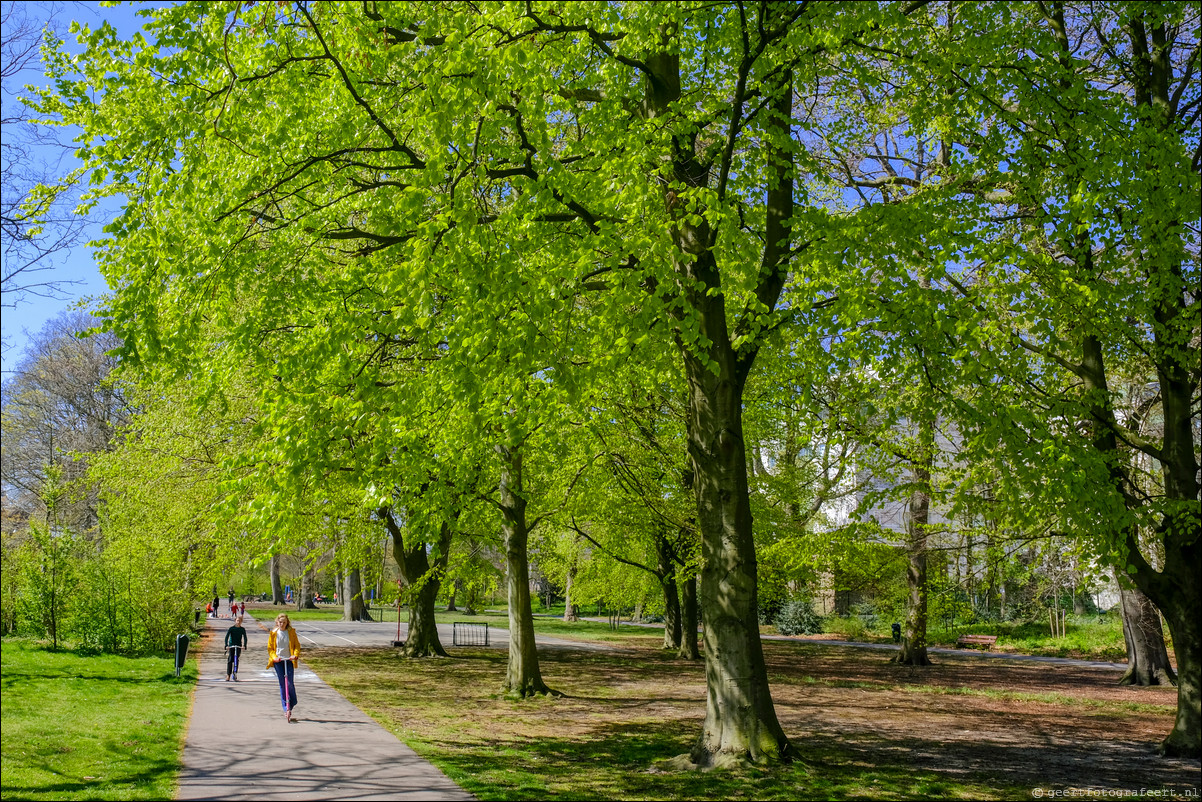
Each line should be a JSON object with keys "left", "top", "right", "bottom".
{"left": 768, "top": 614, "right": 1129, "bottom": 662}
{"left": 0, "top": 639, "right": 195, "bottom": 801}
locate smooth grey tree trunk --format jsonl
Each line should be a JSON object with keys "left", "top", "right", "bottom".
{"left": 342, "top": 567, "right": 373, "bottom": 622}
{"left": 658, "top": 534, "right": 682, "bottom": 651}
{"left": 563, "top": 562, "right": 579, "bottom": 622}
{"left": 894, "top": 473, "right": 932, "bottom": 666}
{"left": 895, "top": 408, "right": 933, "bottom": 667}
{"left": 1078, "top": 326, "right": 1199, "bottom": 756}
{"left": 678, "top": 572, "right": 700, "bottom": 661}
{"left": 1157, "top": 578, "right": 1200, "bottom": 757}
{"left": 270, "top": 553, "right": 285, "bottom": 604}
{"left": 297, "top": 560, "right": 317, "bottom": 610}
{"left": 1039, "top": 14, "right": 1199, "bottom": 756}
{"left": 1118, "top": 583, "right": 1176, "bottom": 687}
{"left": 497, "top": 445, "right": 554, "bottom": 697}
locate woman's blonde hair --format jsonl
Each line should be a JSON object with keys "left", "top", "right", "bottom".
{"left": 275, "top": 613, "right": 291, "bottom": 629}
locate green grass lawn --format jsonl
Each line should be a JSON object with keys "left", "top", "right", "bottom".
{"left": 254, "top": 606, "right": 349, "bottom": 622}
{"left": 946, "top": 615, "right": 1130, "bottom": 661}
{"left": 0, "top": 639, "right": 195, "bottom": 801}
{"left": 764, "top": 614, "right": 1129, "bottom": 662}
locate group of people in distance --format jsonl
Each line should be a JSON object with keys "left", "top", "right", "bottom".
{"left": 221, "top": 609, "right": 302, "bottom": 723}
{"left": 205, "top": 596, "right": 248, "bottom": 619}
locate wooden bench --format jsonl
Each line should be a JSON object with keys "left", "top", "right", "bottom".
{"left": 956, "top": 634, "right": 998, "bottom": 650}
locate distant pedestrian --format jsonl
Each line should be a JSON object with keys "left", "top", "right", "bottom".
{"left": 228, "top": 588, "right": 235, "bottom": 608}
{"left": 267, "top": 613, "right": 301, "bottom": 722}
{"left": 205, "top": 601, "right": 213, "bottom": 618}
{"left": 213, "top": 595, "right": 221, "bottom": 618}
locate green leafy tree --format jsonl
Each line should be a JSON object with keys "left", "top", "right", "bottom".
{"left": 778, "top": 1, "right": 1198, "bottom": 755}
{"left": 16, "top": 518, "right": 74, "bottom": 648}
{"left": 906, "top": 2, "right": 1200, "bottom": 756}
{"left": 552, "top": 377, "right": 700, "bottom": 654}
{"left": 49, "top": 0, "right": 1195, "bottom": 763}
{"left": 43, "top": 0, "right": 918, "bottom": 763}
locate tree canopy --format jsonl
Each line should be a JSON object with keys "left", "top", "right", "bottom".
{"left": 34, "top": 0, "right": 1199, "bottom": 760}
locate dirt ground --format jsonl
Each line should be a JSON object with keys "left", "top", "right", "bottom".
{"left": 762, "top": 644, "right": 1199, "bottom": 794}
{"left": 306, "top": 635, "right": 1201, "bottom": 797}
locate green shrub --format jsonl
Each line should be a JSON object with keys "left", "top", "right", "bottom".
{"left": 776, "top": 596, "right": 824, "bottom": 635}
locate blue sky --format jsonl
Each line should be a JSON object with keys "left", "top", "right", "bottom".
{"left": 1, "top": 0, "right": 153, "bottom": 377}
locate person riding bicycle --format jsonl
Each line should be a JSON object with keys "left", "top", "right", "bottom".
{"left": 224, "top": 615, "right": 248, "bottom": 681}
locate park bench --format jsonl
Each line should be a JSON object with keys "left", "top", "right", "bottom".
{"left": 956, "top": 634, "right": 998, "bottom": 650}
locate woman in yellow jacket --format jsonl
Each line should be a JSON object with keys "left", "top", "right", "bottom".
{"left": 267, "top": 613, "right": 301, "bottom": 722}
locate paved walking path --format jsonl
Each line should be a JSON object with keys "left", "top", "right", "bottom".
{"left": 176, "top": 611, "right": 473, "bottom": 801}
{"left": 273, "top": 610, "right": 613, "bottom": 652}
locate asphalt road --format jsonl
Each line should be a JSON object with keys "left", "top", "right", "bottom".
{"left": 266, "top": 613, "right": 615, "bottom": 652}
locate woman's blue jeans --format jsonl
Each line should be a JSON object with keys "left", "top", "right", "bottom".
{"left": 273, "top": 659, "right": 297, "bottom": 710}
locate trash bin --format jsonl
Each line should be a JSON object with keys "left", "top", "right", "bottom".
{"left": 194, "top": 609, "right": 201, "bottom": 624}
{"left": 174, "top": 634, "right": 190, "bottom": 678}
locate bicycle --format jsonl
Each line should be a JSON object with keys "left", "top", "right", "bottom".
{"left": 225, "top": 644, "right": 242, "bottom": 681}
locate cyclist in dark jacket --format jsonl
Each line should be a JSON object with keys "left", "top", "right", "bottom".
{"left": 224, "top": 616, "right": 248, "bottom": 681}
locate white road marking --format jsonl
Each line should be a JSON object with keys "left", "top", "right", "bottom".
{"left": 299, "top": 623, "right": 359, "bottom": 646}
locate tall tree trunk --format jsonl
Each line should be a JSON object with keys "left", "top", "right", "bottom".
{"left": 895, "top": 270, "right": 934, "bottom": 666}
{"left": 343, "top": 567, "right": 373, "bottom": 622}
{"left": 645, "top": 40, "right": 793, "bottom": 765}
{"left": 1157, "top": 573, "right": 1200, "bottom": 758}
{"left": 1118, "top": 583, "right": 1176, "bottom": 687}
{"left": 1043, "top": 15, "right": 1200, "bottom": 757}
{"left": 684, "top": 345, "right": 788, "bottom": 765}
{"left": 657, "top": 534, "right": 682, "bottom": 650}
{"left": 662, "top": 574, "right": 682, "bottom": 651}
{"left": 297, "top": 560, "right": 317, "bottom": 610}
{"left": 270, "top": 553, "right": 284, "bottom": 604}
{"left": 678, "top": 572, "right": 700, "bottom": 661}
{"left": 446, "top": 578, "right": 459, "bottom": 612}
{"left": 562, "top": 563, "right": 578, "bottom": 622}
{"left": 894, "top": 437, "right": 933, "bottom": 667}
{"left": 1078, "top": 327, "right": 1199, "bottom": 756}
{"left": 964, "top": 533, "right": 975, "bottom": 612}
{"left": 497, "top": 445, "right": 553, "bottom": 697}
{"left": 381, "top": 509, "right": 450, "bottom": 658}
